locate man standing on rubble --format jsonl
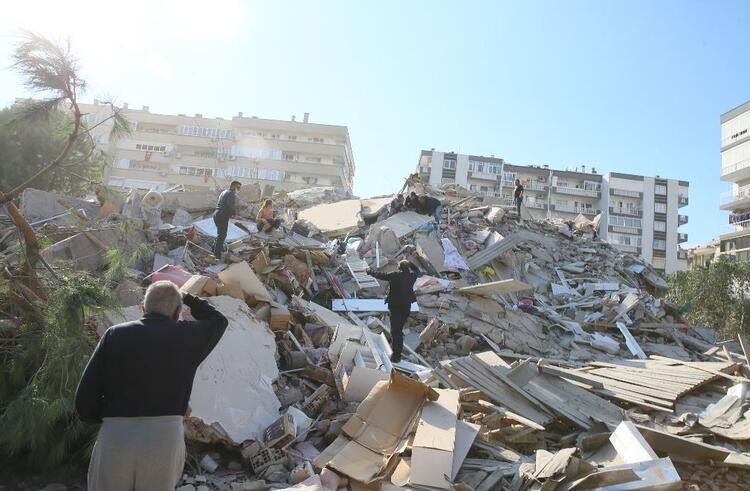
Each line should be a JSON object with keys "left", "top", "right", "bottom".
{"left": 514, "top": 178, "right": 524, "bottom": 221}
{"left": 213, "top": 180, "right": 242, "bottom": 258}
{"left": 418, "top": 194, "right": 444, "bottom": 225}
{"left": 367, "top": 260, "right": 420, "bottom": 363}
{"left": 75, "top": 281, "right": 228, "bottom": 490}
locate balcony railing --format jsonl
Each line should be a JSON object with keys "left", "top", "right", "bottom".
{"left": 610, "top": 188, "right": 641, "bottom": 198}
{"left": 678, "top": 195, "right": 688, "bottom": 207}
{"left": 553, "top": 185, "right": 600, "bottom": 197}
{"left": 721, "top": 219, "right": 750, "bottom": 235}
{"left": 526, "top": 181, "right": 548, "bottom": 191}
{"left": 525, "top": 201, "right": 547, "bottom": 210}
{"left": 554, "top": 204, "right": 599, "bottom": 215}
{"left": 610, "top": 225, "right": 641, "bottom": 235}
{"left": 678, "top": 233, "right": 688, "bottom": 243}
{"left": 678, "top": 250, "right": 688, "bottom": 260}
{"left": 720, "top": 188, "right": 750, "bottom": 206}
{"left": 501, "top": 179, "right": 515, "bottom": 188}
{"left": 678, "top": 214, "right": 688, "bottom": 225}
{"left": 721, "top": 158, "right": 750, "bottom": 177}
{"left": 609, "top": 206, "right": 642, "bottom": 217}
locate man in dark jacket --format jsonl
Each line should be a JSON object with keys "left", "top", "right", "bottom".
{"left": 75, "top": 281, "right": 228, "bottom": 490}
{"left": 418, "top": 195, "right": 444, "bottom": 225}
{"left": 367, "top": 260, "right": 420, "bottom": 363}
{"left": 213, "top": 180, "right": 242, "bottom": 258}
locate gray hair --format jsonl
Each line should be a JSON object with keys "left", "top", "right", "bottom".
{"left": 144, "top": 281, "right": 182, "bottom": 317}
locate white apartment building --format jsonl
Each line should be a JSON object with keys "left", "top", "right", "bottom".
{"left": 417, "top": 150, "right": 689, "bottom": 273}
{"left": 79, "top": 101, "right": 355, "bottom": 193}
{"left": 719, "top": 100, "right": 750, "bottom": 260}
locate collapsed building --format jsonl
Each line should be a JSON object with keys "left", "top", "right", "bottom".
{"left": 1, "top": 176, "right": 750, "bottom": 491}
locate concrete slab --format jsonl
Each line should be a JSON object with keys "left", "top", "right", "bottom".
{"left": 20, "top": 188, "right": 100, "bottom": 220}
{"left": 188, "top": 296, "right": 280, "bottom": 445}
{"left": 375, "top": 211, "right": 433, "bottom": 238}
{"left": 297, "top": 199, "right": 362, "bottom": 237}
{"left": 193, "top": 218, "right": 250, "bottom": 242}
{"left": 41, "top": 227, "right": 149, "bottom": 272}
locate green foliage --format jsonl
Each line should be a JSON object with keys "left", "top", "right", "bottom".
{"left": 0, "top": 272, "right": 113, "bottom": 468}
{"left": 0, "top": 105, "right": 107, "bottom": 196}
{"left": 667, "top": 257, "right": 750, "bottom": 338}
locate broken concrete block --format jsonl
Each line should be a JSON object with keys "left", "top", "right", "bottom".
{"left": 297, "top": 199, "right": 363, "bottom": 237}
{"left": 187, "top": 296, "right": 280, "bottom": 445}
{"left": 200, "top": 454, "right": 219, "bottom": 473}
{"left": 172, "top": 208, "right": 193, "bottom": 227}
{"left": 20, "top": 187, "right": 100, "bottom": 220}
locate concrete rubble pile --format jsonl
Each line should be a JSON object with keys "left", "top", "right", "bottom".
{"left": 3, "top": 179, "right": 750, "bottom": 490}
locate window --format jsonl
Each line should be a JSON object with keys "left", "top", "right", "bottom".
{"left": 443, "top": 159, "right": 457, "bottom": 170}
{"left": 654, "top": 221, "right": 666, "bottom": 232}
{"left": 487, "top": 164, "right": 501, "bottom": 175}
{"left": 135, "top": 143, "right": 167, "bottom": 152}
{"left": 655, "top": 203, "right": 667, "bottom": 213}
{"left": 269, "top": 133, "right": 280, "bottom": 139}
{"left": 284, "top": 153, "right": 297, "bottom": 161}
{"left": 655, "top": 184, "right": 667, "bottom": 195}
{"left": 610, "top": 233, "right": 642, "bottom": 247}
{"left": 288, "top": 135, "right": 297, "bottom": 141}
{"left": 113, "top": 159, "right": 130, "bottom": 169}
{"left": 468, "top": 160, "right": 484, "bottom": 173}
{"left": 178, "top": 166, "right": 214, "bottom": 177}
{"left": 224, "top": 166, "right": 285, "bottom": 182}
{"left": 583, "top": 181, "right": 600, "bottom": 191}
{"left": 178, "top": 126, "right": 233, "bottom": 139}
{"left": 305, "top": 156, "right": 322, "bottom": 163}
{"left": 610, "top": 216, "right": 642, "bottom": 229}
{"left": 231, "top": 146, "right": 283, "bottom": 160}
{"left": 308, "top": 137, "right": 324, "bottom": 143}
{"left": 653, "top": 239, "right": 667, "bottom": 250}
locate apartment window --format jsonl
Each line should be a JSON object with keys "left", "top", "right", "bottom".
{"left": 308, "top": 137, "right": 324, "bottom": 143}
{"left": 284, "top": 153, "right": 297, "bottom": 161}
{"left": 178, "top": 166, "right": 214, "bottom": 177}
{"left": 302, "top": 176, "right": 319, "bottom": 184}
{"left": 487, "top": 164, "right": 501, "bottom": 175}
{"left": 469, "top": 184, "right": 477, "bottom": 191}
{"left": 468, "top": 160, "right": 484, "bottom": 173}
{"left": 135, "top": 143, "right": 167, "bottom": 152}
{"left": 557, "top": 181, "right": 569, "bottom": 187}
{"left": 610, "top": 216, "right": 642, "bottom": 228}
{"left": 653, "top": 239, "right": 667, "bottom": 250}
{"left": 655, "top": 203, "right": 667, "bottom": 213}
{"left": 610, "top": 233, "right": 642, "bottom": 246}
{"left": 288, "top": 135, "right": 297, "bottom": 141}
{"left": 555, "top": 199, "right": 569, "bottom": 207}
{"left": 655, "top": 184, "right": 667, "bottom": 195}
{"left": 443, "top": 159, "right": 457, "bottom": 170}
{"left": 113, "top": 158, "right": 130, "bottom": 169}
{"left": 654, "top": 221, "right": 666, "bottom": 232}
{"left": 269, "top": 133, "right": 280, "bottom": 139}
{"left": 305, "top": 156, "right": 322, "bottom": 163}
{"left": 178, "top": 126, "right": 233, "bottom": 139}
{"left": 583, "top": 181, "right": 600, "bottom": 191}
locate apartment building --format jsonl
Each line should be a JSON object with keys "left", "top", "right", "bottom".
{"left": 79, "top": 101, "right": 355, "bottom": 193}
{"left": 719, "top": 100, "right": 750, "bottom": 260}
{"left": 417, "top": 150, "right": 689, "bottom": 273}
{"left": 687, "top": 240, "right": 719, "bottom": 269}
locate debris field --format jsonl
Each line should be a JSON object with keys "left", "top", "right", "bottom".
{"left": 2, "top": 175, "right": 750, "bottom": 491}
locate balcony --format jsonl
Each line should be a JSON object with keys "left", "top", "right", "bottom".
{"left": 678, "top": 214, "right": 688, "bottom": 225}
{"left": 610, "top": 188, "right": 642, "bottom": 198}
{"left": 501, "top": 179, "right": 515, "bottom": 188}
{"left": 526, "top": 181, "right": 548, "bottom": 192}
{"left": 721, "top": 219, "right": 750, "bottom": 236}
{"left": 609, "top": 206, "right": 643, "bottom": 218}
{"left": 678, "top": 233, "right": 688, "bottom": 243}
{"left": 553, "top": 204, "right": 599, "bottom": 215}
{"left": 609, "top": 225, "right": 641, "bottom": 235}
{"left": 552, "top": 185, "right": 600, "bottom": 198}
{"left": 720, "top": 188, "right": 750, "bottom": 211}
{"left": 721, "top": 157, "right": 750, "bottom": 182}
{"left": 678, "top": 249, "right": 688, "bottom": 260}
{"left": 678, "top": 195, "right": 688, "bottom": 207}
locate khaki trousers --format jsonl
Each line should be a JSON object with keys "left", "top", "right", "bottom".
{"left": 88, "top": 416, "right": 185, "bottom": 491}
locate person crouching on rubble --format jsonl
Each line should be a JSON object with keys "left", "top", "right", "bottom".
{"left": 418, "top": 194, "right": 444, "bottom": 225}
{"left": 257, "top": 199, "right": 282, "bottom": 233}
{"left": 213, "top": 180, "right": 242, "bottom": 259}
{"left": 389, "top": 194, "right": 405, "bottom": 215}
{"left": 404, "top": 191, "right": 419, "bottom": 211}
{"left": 367, "top": 260, "right": 420, "bottom": 363}
{"left": 75, "top": 281, "right": 228, "bottom": 491}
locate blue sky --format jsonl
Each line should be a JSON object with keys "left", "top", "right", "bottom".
{"left": 1, "top": 1, "right": 748, "bottom": 246}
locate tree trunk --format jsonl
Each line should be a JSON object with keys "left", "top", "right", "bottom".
{"left": 5, "top": 201, "right": 40, "bottom": 274}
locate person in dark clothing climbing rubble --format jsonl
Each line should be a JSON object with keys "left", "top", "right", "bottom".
{"left": 367, "top": 260, "right": 420, "bottom": 363}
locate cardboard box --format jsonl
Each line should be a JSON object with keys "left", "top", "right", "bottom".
{"left": 409, "top": 389, "right": 460, "bottom": 489}
{"left": 315, "top": 371, "right": 436, "bottom": 483}
{"left": 218, "top": 261, "right": 272, "bottom": 305}
{"left": 270, "top": 305, "right": 291, "bottom": 332}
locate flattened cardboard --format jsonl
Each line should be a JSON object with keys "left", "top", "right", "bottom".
{"left": 320, "top": 371, "right": 434, "bottom": 483}
{"left": 218, "top": 261, "right": 272, "bottom": 303}
{"left": 452, "top": 421, "right": 480, "bottom": 480}
{"left": 410, "top": 389, "right": 460, "bottom": 489}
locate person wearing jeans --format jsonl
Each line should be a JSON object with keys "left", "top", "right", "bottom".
{"left": 367, "top": 260, "right": 420, "bottom": 363}
{"left": 212, "top": 181, "right": 241, "bottom": 258}
{"left": 513, "top": 179, "right": 524, "bottom": 221}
